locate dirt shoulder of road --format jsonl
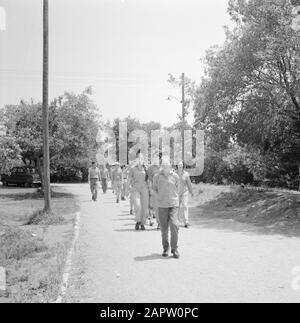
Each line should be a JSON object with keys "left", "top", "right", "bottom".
{"left": 191, "top": 183, "right": 300, "bottom": 237}
{"left": 0, "top": 185, "right": 79, "bottom": 303}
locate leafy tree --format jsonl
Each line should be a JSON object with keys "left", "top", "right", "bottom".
{"left": 194, "top": 0, "right": 300, "bottom": 189}
{"left": 110, "top": 116, "right": 161, "bottom": 164}
{"left": 2, "top": 87, "right": 101, "bottom": 184}
{"left": 0, "top": 113, "right": 22, "bottom": 173}
{"left": 0, "top": 135, "right": 22, "bottom": 174}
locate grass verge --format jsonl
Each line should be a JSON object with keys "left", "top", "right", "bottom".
{"left": 0, "top": 185, "right": 79, "bottom": 303}
{"left": 191, "top": 184, "right": 300, "bottom": 237}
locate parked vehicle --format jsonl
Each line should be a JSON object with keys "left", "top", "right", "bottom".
{"left": 0, "top": 166, "right": 41, "bottom": 188}
{"left": 50, "top": 168, "right": 83, "bottom": 183}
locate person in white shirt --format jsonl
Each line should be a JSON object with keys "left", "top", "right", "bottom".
{"left": 129, "top": 153, "right": 149, "bottom": 231}
{"left": 111, "top": 162, "right": 123, "bottom": 203}
{"left": 100, "top": 164, "right": 109, "bottom": 194}
{"left": 88, "top": 162, "right": 101, "bottom": 202}
{"left": 176, "top": 161, "right": 194, "bottom": 228}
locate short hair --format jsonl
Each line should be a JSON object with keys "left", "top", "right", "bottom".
{"left": 92, "top": 162, "right": 96, "bottom": 165}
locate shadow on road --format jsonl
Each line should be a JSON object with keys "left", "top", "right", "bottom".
{"left": 0, "top": 189, "right": 74, "bottom": 201}
{"left": 134, "top": 254, "right": 169, "bottom": 262}
{"left": 114, "top": 228, "right": 157, "bottom": 233}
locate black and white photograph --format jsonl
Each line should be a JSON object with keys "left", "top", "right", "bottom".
{"left": 0, "top": 0, "right": 300, "bottom": 307}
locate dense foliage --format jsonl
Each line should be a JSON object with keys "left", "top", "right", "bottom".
{"left": 194, "top": 0, "right": 300, "bottom": 190}
{"left": 0, "top": 88, "right": 101, "bottom": 183}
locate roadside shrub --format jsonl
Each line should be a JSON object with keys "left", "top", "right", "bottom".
{"left": 24, "top": 209, "right": 66, "bottom": 226}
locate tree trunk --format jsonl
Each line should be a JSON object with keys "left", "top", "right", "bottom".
{"left": 36, "top": 156, "right": 44, "bottom": 191}
{"left": 299, "top": 164, "right": 300, "bottom": 192}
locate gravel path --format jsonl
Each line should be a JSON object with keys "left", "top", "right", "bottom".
{"left": 63, "top": 184, "right": 300, "bottom": 303}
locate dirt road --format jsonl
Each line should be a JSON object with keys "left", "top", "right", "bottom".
{"left": 62, "top": 184, "right": 300, "bottom": 303}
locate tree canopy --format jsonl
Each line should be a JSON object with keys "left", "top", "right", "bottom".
{"left": 193, "top": 0, "right": 300, "bottom": 189}
{"left": 1, "top": 88, "right": 101, "bottom": 180}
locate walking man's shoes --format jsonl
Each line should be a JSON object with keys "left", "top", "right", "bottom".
{"left": 185, "top": 224, "right": 190, "bottom": 229}
{"left": 172, "top": 250, "right": 180, "bottom": 259}
{"left": 162, "top": 250, "right": 169, "bottom": 257}
{"left": 140, "top": 225, "right": 146, "bottom": 231}
{"left": 135, "top": 222, "right": 140, "bottom": 231}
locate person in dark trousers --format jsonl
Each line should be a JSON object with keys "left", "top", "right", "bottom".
{"left": 153, "top": 156, "right": 180, "bottom": 259}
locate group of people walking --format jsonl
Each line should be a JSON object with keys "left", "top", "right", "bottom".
{"left": 88, "top": 162, "right": 109, "bottom": 201}
{"left": 88, "top": 153, "right": 194, "bottom": 259}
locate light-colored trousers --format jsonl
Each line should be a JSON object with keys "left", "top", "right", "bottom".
{"left": 129, "top": 187, "right": 134, "bottom": 211}
{"left": 132, "top": 186, "right": 149, "bottom": 225}
{"left": 150, "top": 190, "right": 159, "bottom": 225}
{"left": 90, "top": 179, "right": 99, "bottom": 200}
{"left": 178, "top": 192, "right": 189, "bottom": 225}
{"left": 114, "top": 181, "right": 122, "bottom": 200}
{"left": 122, "top": 180, "right": 129, "bottom": 198}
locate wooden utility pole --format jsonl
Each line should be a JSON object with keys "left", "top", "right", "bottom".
{"left": 181, "top": 73, "right": 185, "bottom": 163}
{"left": 42, "top": 0, "right": 51, "bottom": 213}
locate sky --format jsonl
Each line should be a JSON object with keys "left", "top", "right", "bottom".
{"left": 0, "top": 0, "right": 232, "bottom": 126}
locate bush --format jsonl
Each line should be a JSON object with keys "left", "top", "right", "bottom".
{"left": 50, "top": 166, "right": 84, "bottom": 183}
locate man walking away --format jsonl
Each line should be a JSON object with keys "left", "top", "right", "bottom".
{"left": 88, "top": 162, "right": 101, "bottom": 202}
{"left": 153, "top": 156, "right": 180, "bottom": 259}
